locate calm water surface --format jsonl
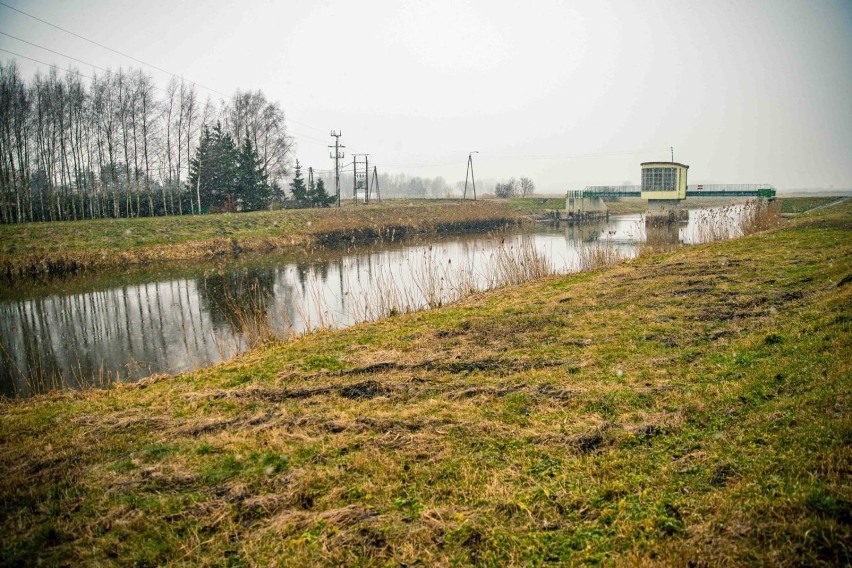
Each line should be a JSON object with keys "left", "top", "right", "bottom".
{"left": 0, "top": 207, "right": 745, "bottom": 397}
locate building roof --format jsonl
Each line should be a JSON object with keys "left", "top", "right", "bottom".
{"left": 641, "top": 162, "right": 690, "bottom": 169}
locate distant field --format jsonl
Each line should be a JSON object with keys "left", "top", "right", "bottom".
{"left": 503, "top": 197, "right": 566, "bottom": 212}
{"left": 777, "top": 196, "right": 840, "bottom": 214}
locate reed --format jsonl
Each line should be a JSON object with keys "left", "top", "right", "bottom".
{"left": 739, "top": 198, "right": 781, "bottom": 235}
{"left": 691, "top": 199, "right": 781, "bottom": 244}
{"left": 638, "top": 220, "right": 680, "bottom": 257}
{"left": 491, "top": 240, "right": 555, "bottom": 286}
{"left": 575, "top": 240, "right": 627, "bottom": 271}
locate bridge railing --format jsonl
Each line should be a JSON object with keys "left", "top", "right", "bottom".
{"left": 687, "top": 184, "right": 775, "bottom": 193}
{"left": 577, "top": 184, "right": 776, "bottom": 198}
{"left": 580, "top": 186, "right": 641, "bottom": 197}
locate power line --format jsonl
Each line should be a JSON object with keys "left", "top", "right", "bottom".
{"left": 0, "top": 0, "right": 228, "bottom": 98}
{"left": 0, "top": 30, "right": 113, "bottom": 74}
{"left": 372, "top": 148, "right": 670, "bottom": 172}
{"left": 0, "top": 47, "right": 95, "bottom": 81}
{"left": 487, "top": 148, "right": 670, "bottom": 161}
{"left": 0, "top": 3, "right": 364, "bottom": 165}
{"left": 0, "top": 1, "right": 339, "bottom": 144}
{"left": 0, "top": 36, "right": 334, "bottom": 156}
{"left": 0, "top": 8, "right": 670, "bottom": 180}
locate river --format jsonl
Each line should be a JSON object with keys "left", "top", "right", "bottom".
{"left": 0, "top": 206, "right": 750, "bottom": 397}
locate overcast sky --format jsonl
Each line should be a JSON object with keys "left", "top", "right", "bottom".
{"left": 1, "top": 0, "right": 850, "bottom": 193}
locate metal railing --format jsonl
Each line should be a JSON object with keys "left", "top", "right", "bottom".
{"left": 577, "top": 184, "right": 776, "bottom": 198}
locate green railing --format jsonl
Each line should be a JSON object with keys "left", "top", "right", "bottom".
{"left": 579, "top": 184, "right": 776, "bottom": 199}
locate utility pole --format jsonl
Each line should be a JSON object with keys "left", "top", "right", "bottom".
{"left": 329, "top": 131, "right": 344, "bottom": 207}
{"left": 371, "top": 166, "right": 381, "bottom": 202}
{"left": 308, "top": 166, "right": 314, "bottom": 193}
{"left": 352, "top": 154, "right": 369, "bottom": 205}
{"left": 670, "top": 146, "right": 674, "bottom": 162}
{"left": 463, "top": 151, "right": 479, "bottom": 200}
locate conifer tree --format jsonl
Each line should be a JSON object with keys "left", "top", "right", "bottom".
{"left": 312, "top": 179, "right": 334, "bottom": 207}
{"left": 235, "top": 135, "right": 269, "bottom": 211}
{"left": 187, "top": 122, "right": 238, "bottom": 212}
{"left": 289, "top": 160, "right": 309, "bottom": 206}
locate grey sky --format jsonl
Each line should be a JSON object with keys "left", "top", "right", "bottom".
{"left": 2, "top": 0, "right": 850, "bottom": 192}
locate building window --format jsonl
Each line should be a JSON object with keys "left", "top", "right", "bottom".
{"left": 642, "top": 167, "right": 677, "bottom": 192}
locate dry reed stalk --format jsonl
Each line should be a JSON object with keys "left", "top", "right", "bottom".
{"left": 492, "top": 240, "right": 554, "bottom": 287}
{"left": 690, "top": 200, "right": 781, "bottom": 244}
{"left": 575, "top": 240, "right": 626, "bottom": 271}
{"left": 739, "top": 199, "right": 780, "bottom": 235}
{"left": 638, "top": 220, "right": 681, "bottom": 257}
{"left": 221, "top": 281, "right": 277, "bottom": 348}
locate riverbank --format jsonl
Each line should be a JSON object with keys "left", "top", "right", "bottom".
{"left": 1, "top": 202, "right": 849, "bottom": 565}
{"left": 0, "top": 197, "right": 835, "bottom": 281}
{"left": 0, "top": 200, "right": 523, "bottom": 280}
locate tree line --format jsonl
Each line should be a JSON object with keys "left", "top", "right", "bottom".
{"left": 495, "top": 176, "right": 535, "bottom": 198}
{"left": 318, "top": 171, "right": 454, "bottom": 200}
{"left": 0, "top": 61, "right": 295, "bottom": 223}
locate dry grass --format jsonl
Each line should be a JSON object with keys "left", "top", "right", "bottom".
{"left": 490, "top": 239, "right": 555, "bottom": 286}
{"left": 575, "top": 239, "right": 628, "bottom": 271}
{"left": 739, "top": 198, "right": 781, "bottom": 234}
{"left": 0, "top": 202, "right": 849, "bottom": 565}
{"left": 0, "top": 200, "right": 522, "bottom": 280}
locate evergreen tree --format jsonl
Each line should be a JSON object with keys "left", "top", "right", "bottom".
{"left": 235, "top": 135, "right": 270, "bottom": 211}
{"left": 311, "top": 179, "right": 334, "bottom": 207}
{"left": 187, "top": 122, "right": 238, "bottom": 212}
{"left": 187, "top": 125, "right": 210, "bottom": 212}
{"left": 270, "top": 180, "right": 287, "bottom": 209}
{"left": 289, "top": 160, "right": 309, "bottom": 206}
{"left": 307, "top": 176, "right": 316, "bottom": 205}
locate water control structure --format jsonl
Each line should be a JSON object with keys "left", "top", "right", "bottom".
{"left": 641, "top": 161, "right": 689, "bottom": 213}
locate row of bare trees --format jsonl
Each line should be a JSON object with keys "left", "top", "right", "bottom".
{"left": 494, "top": 177, "right": 535, "bottom": 198}
{"left": 0, "top": 61, "right": 293, "bottom": 223}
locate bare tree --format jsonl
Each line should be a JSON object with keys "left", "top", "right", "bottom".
{"left": 224, "top": 90, "right": 293, "bottom": 183}
{"left": 0, "top": 63, "right": 302, "bottom": 222}
{"left": 135, "top": 69, "right": 156, "bottom": 215}
{"left": 519, "top": 176, "right": 535, "bottom": 197}
{"left": 495, "top": 177, "right": 518, "bottom": 198}
{"left": 180, "top": 83, "right": 198, "bottom": 215}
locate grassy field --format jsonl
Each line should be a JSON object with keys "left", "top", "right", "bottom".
{"left": 1, "top": 202, "right": 849, "bottom": 565}
{"left": 0, "top": 200, "right": 521, "bottom": 279}
{"left": 776, "top": 196, "right": 844, "bottom": 214}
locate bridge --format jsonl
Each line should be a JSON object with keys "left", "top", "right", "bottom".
{"left": 580, "top": 184, "right": 776, "bottom": 199}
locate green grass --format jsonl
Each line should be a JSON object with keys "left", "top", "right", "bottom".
{"left": 503, "top": 197, "right": 567, "bottom": 212}
{"left": 0, "top": 200, "right": 522, "bottom": 278}
{"left": 777, "top": 196, "right": 843, "bottom": 214}
{"left": 0, "top": 200, "right": 516, "bottom": 254}
{"left": 0, "top": 203, "right": 849, "bottom": 565}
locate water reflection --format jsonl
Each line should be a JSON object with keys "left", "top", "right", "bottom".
{"left": 0, "top": 205, "right": 755, "bottom": 397}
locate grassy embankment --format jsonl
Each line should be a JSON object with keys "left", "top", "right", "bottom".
{"left": 0, "top": 196, "right": 834, "bottom": 281}
{"left": 0, "top": 200, "right": 522, "bottom": 279}
{"left": 1, "top": 202, "right": 849, "bottom": 565}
